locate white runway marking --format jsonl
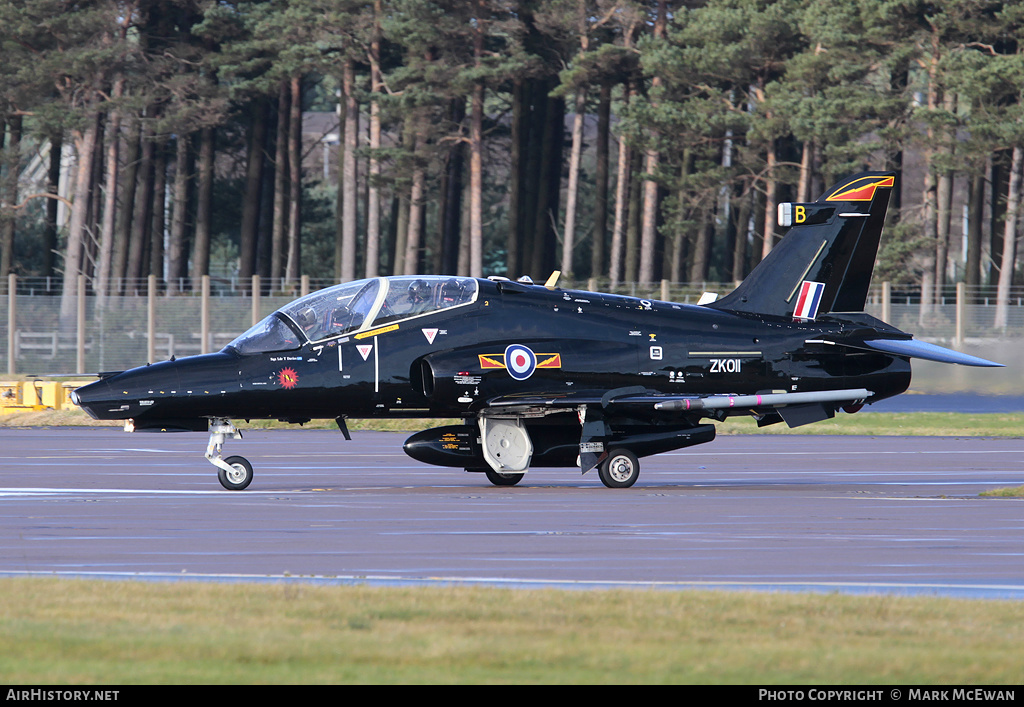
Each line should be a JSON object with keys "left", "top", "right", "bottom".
{"left": 0, "top": 487, "right": 308, "bottom": 497}
{"left": 1, "top": 569, "right": 1022, "bottom": 600}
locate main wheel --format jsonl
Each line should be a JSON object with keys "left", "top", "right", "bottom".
{"left": 218, "top": 455, "right": 253, "bottom": 490}
{"left": 484, "top": 469, "right": 525, "bottom": 486}
{"left": 598, "top": 449, "right": 639, "bottom": 488}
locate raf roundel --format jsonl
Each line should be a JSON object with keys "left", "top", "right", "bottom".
{"left": 504, "top": 344, "right": 537, "bottom": 380}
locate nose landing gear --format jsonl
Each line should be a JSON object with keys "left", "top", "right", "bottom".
{"left": 205, "top": 418, "right": 252, "bottom": 490}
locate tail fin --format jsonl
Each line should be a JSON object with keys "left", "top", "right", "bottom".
{"left": 709, "top": 172, "right": 896, "bottom": 319}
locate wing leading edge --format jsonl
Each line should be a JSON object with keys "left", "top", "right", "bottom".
{"left": 484, "top": 386, "right": 872, "bottom": 415}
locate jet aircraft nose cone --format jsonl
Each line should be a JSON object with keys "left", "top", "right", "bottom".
{"left": 71, "top": 377, "right": 115, "bottom": 420}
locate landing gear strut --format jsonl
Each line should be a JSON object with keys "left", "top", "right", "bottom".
{"left": 206, "top": 418, "right": 252, "bottom": 490}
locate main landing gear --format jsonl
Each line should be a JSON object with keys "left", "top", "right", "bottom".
{"left": 484, "top": 469, "right": 525, "bottom": 486}
{"left": 596, "top": 448, "right": 640, "bottom": 488}
{"left": 206, "top": 418, "right": 253, "bottom": 490}
{"left": 472, "top": 448, "right": 642, "bottom": 488}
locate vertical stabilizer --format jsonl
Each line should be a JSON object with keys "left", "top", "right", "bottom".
{"left": 709, "top": 172, "right": 896, "bottom": 319}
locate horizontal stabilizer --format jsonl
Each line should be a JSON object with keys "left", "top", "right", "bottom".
{"left": 862, "top": 339, "right": 1003, "bottom": 367}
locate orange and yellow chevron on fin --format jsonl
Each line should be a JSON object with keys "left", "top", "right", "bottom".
{"left": 826, "top": 175, "right": 895, "bottom": 202}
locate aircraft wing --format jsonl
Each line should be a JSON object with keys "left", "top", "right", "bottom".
{"left": 484, "top": 386, "right": 872, "bottom": 416}
{"left": 483, "top": 386, "right": 872, "bottom": 473}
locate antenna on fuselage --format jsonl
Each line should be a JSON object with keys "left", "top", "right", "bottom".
{"left": 544, "top": 271, "right": 561, "bottom": 290}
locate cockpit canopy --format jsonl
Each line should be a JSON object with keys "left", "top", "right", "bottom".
{"left": 227, "top": 276, "right": 478, "bottom": 355}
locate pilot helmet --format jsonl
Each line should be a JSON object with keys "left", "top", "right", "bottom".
{"left": 408, "top": 279, "right": 432, "bottom": 303}
{"left": 295, "top": 307, "right": 317, "bottom": 330}
{"left": 440, "top": 278, "right": 465, "bottom": 305}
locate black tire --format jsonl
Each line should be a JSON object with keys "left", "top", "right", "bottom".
{"left": 218, "top": 455, "right": 253, "bottom": 490}
{"left": 484, "top": 469, "right": 525, "bottom": 486}
{"left": 598, "top": 449, "right": 639, "bottom": 488}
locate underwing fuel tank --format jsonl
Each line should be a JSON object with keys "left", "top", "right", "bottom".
{"left": 404, "top": 426, "right": 485, "bottom": 468}
{"left": 403, "top": 423, "right": 717, "bottom": 470}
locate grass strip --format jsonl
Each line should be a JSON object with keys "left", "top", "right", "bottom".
{"left": 5, "top": 408, "right": 1024, "bottom": 438}
{"left": 1, "top": 577, "right": 1023, "bottom": 684}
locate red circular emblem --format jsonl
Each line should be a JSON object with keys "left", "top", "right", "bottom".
{"left": 277, "top": 368, "right": 299, "bottom": 389}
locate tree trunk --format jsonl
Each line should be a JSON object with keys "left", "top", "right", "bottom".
{"left": 761, "top": 140, "right": 777, "bottom": 260}
{"left": 469, "top": 83, "right": 484, "bottom": 278}
{"left": 638, "top": 148, "right": 659, "bottom": 284}
{"left": 59, "top": 114, "right": 99, "bottom": 329}
{"left": 393, "top": 191, "right": 409, "bottom": 276}
{"left": 469, "top": 8, "right": 485, "bottom": 279}
{"left": 592, "top": 84, "right": 610, "bottom": 281}
{"left": 1, "top": 115, "right": 22, "bottom": 281}
{"left": 625, "top": 148, "right": 643, "bottom": 284}
{"left": 192, "top": 126, "right": 214, "bottom": 283}
{"left": 43, "top": 130, "right": 63, "bottom": 280}
{"left": 732, "top": 188, "right": 752, "bottom": 282}
{"left": 994, "top": 144, "right": 1023, "bottom": 330}
{"left": 638, "top": 0, "right": 667, "bottom": 285}
{"left": 530, "top": 85, "right": 563, "bottom": 278}
{"left": 271, "top": 80, "right": 290, "bottom": 283}
{"left": 404, "top": 114, "right": 426, "bottom": 276}
{"left": 126, "top": 126, "right": 153, "bottom": 287}
{"left": 439, "top": 99, "right": 465, "bottom": 275}
{"left": 610, "top": 84, "right": 632, "bottom": 287}
{"left": 341, "top": 60, "right": 359, "bottom": 281}
{"left": 96, "top": 77, "right": 125, "bottom": 306}
{"left": 365, "top": 2, "right": 383, "bottom": 278}
{"left": 966, "top": 171, "right": 984, "bottom": 293}
{"left": 561, "top": 88, "right": 586, "bottom": 279}
{"left": 797, "top": 139, "right": 814, "bottom": 203}
{"left": 149, "top": 136, "right": 167, "bottom": 282}
{"left": 112, "top": 117, "right": 140, "bottom": 290}
{"left": 934, "top": 92, "right": 958, "bottom": 299}
{"left": 239, "top": 99, "right": 268, "bottom": 284}
{"left": 166, "top": 133, "right": 190, "bottom": 294}
{"left": 285, "top": 75, "right": 302, "bottom": 287}
{"left": 507, "top": 79, "right": 525, "bottom": 278}
{"left": 919, "top": 43, "right": 941, "bottom": 323}
{"left": 934, "top": 169, "right": 954, "bottom": 298}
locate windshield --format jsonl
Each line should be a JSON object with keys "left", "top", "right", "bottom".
{"left": 285, "top": 279, "right": 383, "bottom": 342}
{"left": 226, "top": 276, "right": 478, "bottom": 354}
{"left": 227, "top": 313, "right": 303, "bottom": 355}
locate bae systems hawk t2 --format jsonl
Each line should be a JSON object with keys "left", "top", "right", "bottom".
{"left": 73, "top": 172, "right": 1001, "bottom": 490}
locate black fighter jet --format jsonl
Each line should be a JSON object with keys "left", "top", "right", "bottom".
{"left": 73, "top": 172, "right": 1001, "bottom": 490}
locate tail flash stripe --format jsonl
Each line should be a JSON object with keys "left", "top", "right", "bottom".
{"left": 826, "top": 175, "right": 895, "bottom": 202}
{"left": 794, "top": 281, "right": 825, "bottom": 320}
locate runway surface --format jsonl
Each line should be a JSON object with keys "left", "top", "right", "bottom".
{"left": 1, "top": 427, "right": 1022, "bottom": 599}
{"left": 867, "top": 393, "right": 1024, "bottom": 413}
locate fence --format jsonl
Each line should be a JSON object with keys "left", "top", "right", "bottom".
{"left": 3, "top": 273, "right": 1024, "bottom": 377}
{"left": 2, "top": 274, "right": 309, "bottom": 375}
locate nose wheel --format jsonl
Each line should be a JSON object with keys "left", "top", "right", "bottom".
{"left": 205, "top": 419, "right": 252, "bottom": 490}
{"left": 217, "top": 455, "right": 254, "bottom": 490}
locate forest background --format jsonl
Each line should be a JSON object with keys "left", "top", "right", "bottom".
{"left": 3, "top": 0, "right": 1024, "bottom": 326}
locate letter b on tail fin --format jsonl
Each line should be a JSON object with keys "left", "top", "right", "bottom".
{"left": 709, "top": 172, "right": 896, "bottom": 320}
